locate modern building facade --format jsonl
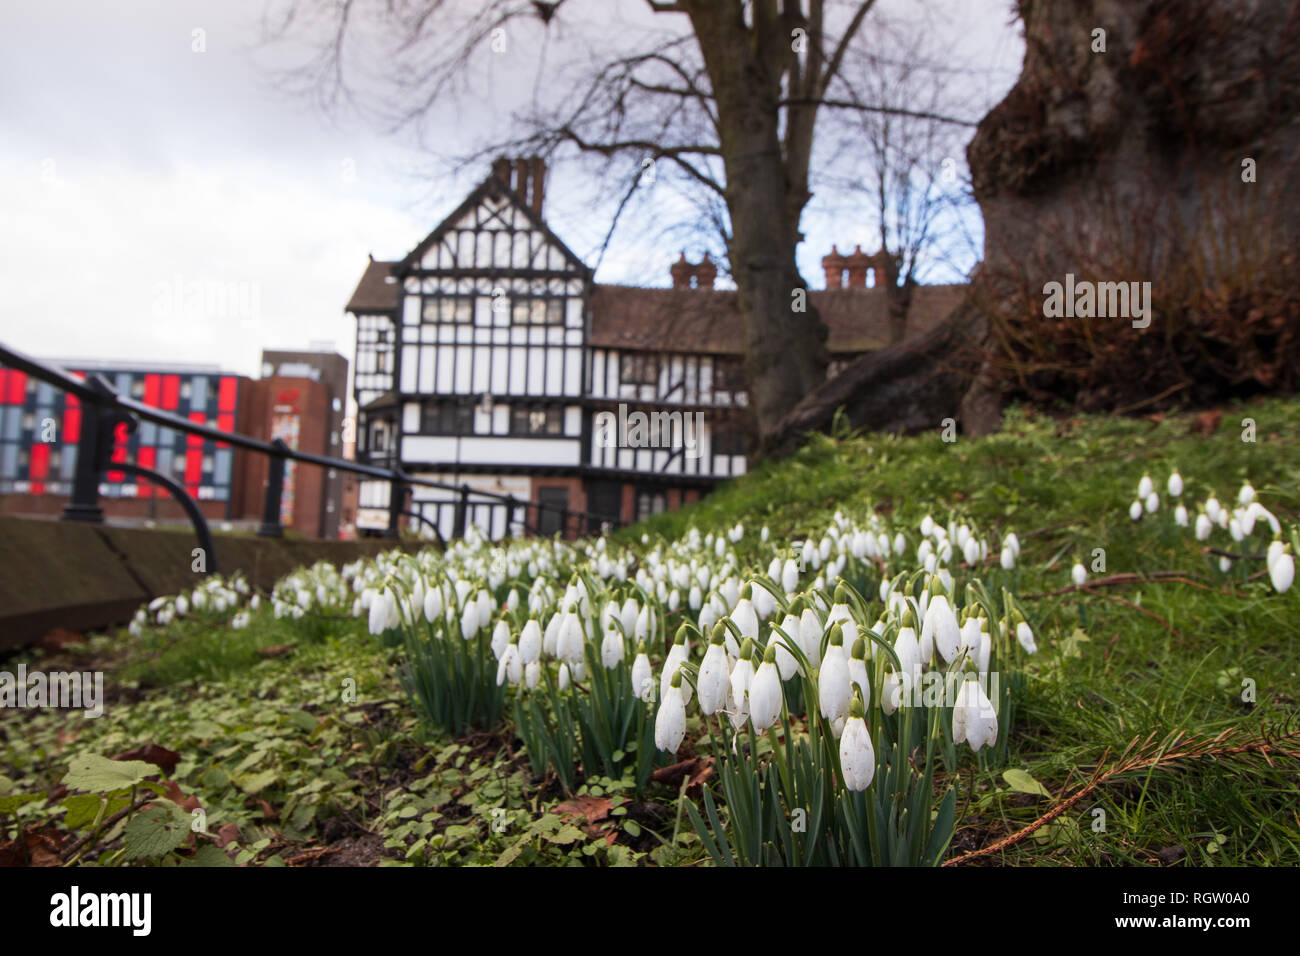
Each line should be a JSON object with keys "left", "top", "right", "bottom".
{"left": 347, "top": 158, "right": 965, "bottom": 540}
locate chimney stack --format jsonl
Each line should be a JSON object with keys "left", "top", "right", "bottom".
{"left": 821, "top": 245, "right": 847, "bottom": 289}
{"left": 491, "top": 155, "right": 547, "bottom": 216}
{"left": 670, "top": 252, "right": 717, "bottom": 290}
{"left": 845, "top": 245, "right": 871, "bottom": 288}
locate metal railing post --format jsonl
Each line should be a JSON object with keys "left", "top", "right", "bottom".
{"left": 61, "top": 377, "right": 114, "bottom": 524}
{"left": 452, "top": 482, "right": 469, "bottom": 540}
{"left": 384, "top": 476, "right": 406, "bottom": 539}
{"left": 257, "top": 438, "right": 288, "bottom": 537}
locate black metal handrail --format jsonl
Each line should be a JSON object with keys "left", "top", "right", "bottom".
{"left": 0, "top": 342, "right": 622, "bottom": 571}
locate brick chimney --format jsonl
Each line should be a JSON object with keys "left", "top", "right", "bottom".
{"left": 491, "top": 156, "right": 547, "bottom": 216}
{"left": 670, "top": 252, "right": 692, "bottom": 289}
{"left": 844, "top": 245, "right": 872, "bottom": 288}
{"left": 822, "top": 245, "right": 848, "bottom": 289}
{"left": 670, "top": 252, "right": 717, "bottom": 289}
{"left": 696, "top": 252, "right": 717, "bottom": 289}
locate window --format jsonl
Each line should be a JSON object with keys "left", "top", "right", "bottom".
{"left": 422, "top": 297, "right": 473, "bottom": 324}
{"left": 635, "top": 489, "right": 667, "bottom": 521}
{"left": 620, "top": 354, "right": 659, "bottom": 387}
{"left": 537, "top": 486, "right": 570, "bottom": 537}
{"left": 714, "top": 357, "right": 745, "bottom": 391}
{"left": 131, "top": 379, "right": 145, "bottom": 399}
{"left": 510, "top": 404, "right": 563, "bottom": 436}
{"left": 713, "top": 427, "right": 748, "bottom": 456}
{"left": 511, "top": 298, "right": 563, "bottom": 326}
{"left": 422, "top": 401, "right": 474, "bottom": 435}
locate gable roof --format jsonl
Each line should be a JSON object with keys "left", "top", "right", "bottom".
{"left": 394, "top": 174, "right": 591, "bottom": 278}
{"left": 346, "top": 259, "right": 401, "bottom": 314}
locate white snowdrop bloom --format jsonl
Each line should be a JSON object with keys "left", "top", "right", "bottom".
{"left": 728, "top": 647, "right": 756, "bottom": 728}
{"left": 635, "top": 603, "right": 654, "bottom": 641}
{"left": 923, "top": 592, "right": 961, "bottom": 664}
{"left": 1129, "top": 500, "right": 1143, "bottom": 521}
{"left": 952, "top": 677, "right": 998, "bottom": 752}
{"left": 963, "top": 536, "right": 981, "bottom": 566}
{"left": 959, "top": 615, "right": 982, "bottom": 655}
{"left": 661, "top": 641, "right": 692, "bottom": 705}
{"left": 1000, "top": 546, "right": 1016, "bottom": 570}
{"left": 772, "top": 615, "right": 802, "bottom": 679}
{"left": 1219, "top": 556, "right": 1232, "bottom": 573}
{"left": 729, "top": 523, "right": 744, "bottom": 543}
{"left": 175, "top": 595, "right": 189, "bottom": 617}
{"left": 618, "top": 597, "right": 638, "bottom": 640}
{"left": 697, "top": 631, "right": 730, "bottom": 716}
{"left": 876, "top": 532, "right": 891, "bottom": 557}
{"left": 1238, "top": 483, "right": 1255, "bottom": 506}
{"left": 893, "top": 532, "right": 906, "bottom": 557}
{"left": 880, "top": 672, "right": 903, "bottom": 715}
{"left": 1238, "top": 506, "right": 1257, "bottom": 537}
{"left": 976, "top": 628, "right": 992, "bottom": 675}
{"left": 1252, "top": 503, "right": 1281, "bottom": 535}
{"left": 923, "top": 553, "right": 938, "bottom": 574}
{"left": 1016, "top": 619, "right": 1038, "bottom": 654}
{"left": 839, "top": 700, "right": 875, "bottom": 791}
{"left": 714, "top": 536, "right": 726, "bottom": 558}
{"left": 921, "top": 514, "right": 934, "bottom": 537}
{"left": 542, "top": 613, "right": 562, "bottom": 657}
{"left": 558, "top": 662, "right": 572, "bottom": 692}
{"left": 453, "top": 578, "right": 473, "bottom": 607}
{"left": 491, "top": 619, "right": 511, "bottom": 660}
{"left": 1269, "top": 550, "right": 1294, "bottom": 593}
{"left": 752, "top": 585, "right": 776, "bottom": 620}
{"left": 496, "top": 644, "right": 522, "bottom": 687}
{"left": 250, "top": 595, "right": 260, "bottom": 611}
{"left": 631, "top": 650, "right": 654, "bottom": 702}
{"left": 231, "top": 612, "right": 249, "bottom": 630}
{"left": 600, "top": 625, "right": 625, "bottom": 670}
{"left": 818, "top": 630, "right": 852, "bottom": 733}
{"left": 558, "top": 611, "right": 586, "bottom": 667}
{"left": 519, "top": 619, "right": 542, "bottom": 664}
{"left": 955, "top": 524, "right": 971, "bottom": 550}
{"left": 688, "top": 584, "right": 703, "bottom": 611}
{"left": 826, "top": 600, "right": 857, "bottom": 647}
{"left": 1071, "top": 563, "right": 1088, "bottom": 587}
{"left": 894, "top": 619, "right": 921, "bottom": 680}
{"left": 1205, "top": 496, "right": 1222, "bottom": 523}
{"left": 1004, "top": 532, "right": 1021, "bottom": 559}
{"left": 1217, "top": 508, "right": 1230, "bottom": 530}
{"left": 761, "top": 526, "right": 770, "bottom": 542}
{"left": 749, "top": 647, "right": 784, "bottom": 732}
{"left": 1229, "top": 517, "right": 1244, "bottom": 542}
{"left": 1138, "top": 474, "right": 1154, "bottom": 499}
{"left": 506, "top": 589, "right": 520, "bottom": 613}
{"left": 847, "top": 638, "right": 870, "bottom": 709}
{"left": 917, "top": 539, "right": 933, "bottom": 564}
{"left": 367, "top": 590, "right": 390, "bottom": 636}
{"left": 798, "top": 606, "right": 824, "bottom": 671}
{"left": 525, "top": 660, "right": 541, "bottom": 691}
{"left": 779, "top": 558, "right": 799, "bottom": 595}
{"left": 1168, "top": 471, "right": 1183, "bottom": 497}
{"left": 1145, "top": 492, "right": 1159, "bottom": 513}
{"left": 720, "top": 576, "right": 740, "bottom": 610}
{"left": 698, "top": 601, "right": 719, "bottom": 638}
{"left": 668, "top": 589, "right": 681, "bottom": 612}
{"left": 460, "top": 600, "right": 481, "bottom": 640}
{"left": 1175, "top": 504, "right": 1189, "bottom": 527}
{"left": 1195, "top": 512, "right": 1213, "bottom": 541}
{"left": 766, "top": 556, "right": 782, "bottom": 582}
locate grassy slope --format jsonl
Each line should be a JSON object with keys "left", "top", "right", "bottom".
{"left": 3, "top": 396, "right": 1297, "bottom": 865}
{"left": 635, "top": 396, "right": 1300, "bottom": 864}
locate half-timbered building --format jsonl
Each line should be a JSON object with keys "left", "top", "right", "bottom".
{"left": 346, "top": 158, "right": 964, "bottom": 539}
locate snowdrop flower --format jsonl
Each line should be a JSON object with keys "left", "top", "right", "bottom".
{"left": 367, "top": 590, "right": 390, "bottom": 636}
{"left": 558, "top": 662, "right": 572, "bottom": 692}
{"left": 847, "top": 637, "right": 870, "bottom": 709}
{"left": 952, "top": 677, "right": 998, "bottom": 752}
{"left": 921, "top": 514, "right": 934, "bottom": 537}
{"left": 655, "top": 669, "right": 688, "bottom": 754}
{"left": 728, "top": 640, "right": 757, "bottom": 727}
{"left": 1014, "top": 614, "right": 1038, "bottom": 654}
{"left": 1138, "top": 474, "right": 1154, "bottom": 499}
{"left": 519, "top": 619, "right": 542, "bottom": 664}
{"left": 460, "top": 600, "right": 480, "bottom": 640}
{"left": 525, "top": 660, "right": 541, "bottom": 691}
{"left": 1167, "top": 471, "right": 1183, "bottom": 497}
{"left": 1269, "top": 547, "right": 1294, "bottom": 594}
{"left": 631, "top": 645, "right": 654, "bottom": 702}
{"left": 922, "top": 584, "right": 961, "bottom": 664}
{"left": 1071, "top": 562, "right": 1088, "bottom": 587}
{"left": 838, "top": 694, "right": 875, "bottom": 791}
{"left": 818, "top": 626, "right": 852, "bottom": 734}
{"left": 557, "top": 611, "right": 585, "bottom": 668}
{"left": 423, "top": 584, "right": 443, "bottom": 623}
{"left": 1195, "top": 512, "right": 1213, "bottom": 541}
{"left": 781, "top": 558, "right": 800, "bottom": 595}
{"left": 771, "top": 615, "right": 801, "bottom": 679}
{"left": 697, "top": 626, "right": 731, "bottom": 716}
{"left": 749, "top": 645, "right": 784, "bottom": 732}
{"left": 1174, "top": 504, "right": 1189, "bottom": 527}
{"left": 963, "top": 536, "right": 981, "bottom": 566}
{"left": 496, "top": 643, "right": 522, "bottom": 687}
{"left": 491, "top": 619, "right": 511, "bottom": 660}
{"left": 1238, "top": 506, "right": 1257, "bottom": 537}
{"left": 661, "top": 627, "right": 693, "bottom": 705}
{"left": 619, "top": 597, "right": 639, "bottom": 640}
{"left": 1004, "top": 532, "right": 1021, "bottom": 559}
{"left": 1206, "top": 496, "right": 1222, "bottom": 523}
{"left": 1238, "top": 483, "right": 1255, "bottom": 506}
{"left": 1145, "top": 492, "right": 1159, "bottom": 513}
{"left": 1129, "top": 501, "right": 1143, "bottom": 521}
{"left": 1000, "top": 545, "right": 1016, "bottom": 570}
{"left": 600, "top": 621, "right": 625, "bottom": 669}
{"left": 688, "top": 585, "right": 703, "bottom": 611}
{"left": 797, "top": 604, "right": 824, "bottom": 671}
{"left": 1218, "top": 556, "right": 1232, "bottom": 573}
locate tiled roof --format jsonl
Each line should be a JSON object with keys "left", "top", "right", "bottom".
{"left": 346, "top": 260, "right": 401, "bottom": 314}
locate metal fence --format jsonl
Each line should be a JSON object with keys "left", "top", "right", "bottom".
{"left": 0, "top": 342, "right": 621, "bottom": 575}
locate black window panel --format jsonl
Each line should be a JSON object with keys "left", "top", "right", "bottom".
{"left": 537, "top": 486, "right": 569, "bottom": 537}
{"left": 635, "top": 489, "right": 667, "bottom": 521}
{"left": 586, "top": 480, "right": 621, "bottom": 533}
{"left": 422, "top": 401, "right": 474, "bottom": 435}
{"left": 510, "top": 404, "right": 563, "bottom": 436}
{"left": 422, "top": 297, "right": 474, "bottom": 324}
{"left": 511, "top": 298, "right": 563, "bottom": 326}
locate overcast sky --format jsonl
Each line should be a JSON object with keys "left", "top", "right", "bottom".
{"left": 0, "top": 0, "right": 1022, "bottom": 380}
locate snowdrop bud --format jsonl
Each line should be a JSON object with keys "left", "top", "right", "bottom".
{"left": 1138, "top": 474, "right": 1154, "bottom": 499}
{"left": 423, "top": 584, "right": 443, "bottom": 622}
{"left": 460, "top": 600, "right": 480, "bottom": 640}
{"left": 1219, "top": 556, "right": 1232, "bottom": 573}
{"left": 1005, "top": 532, "right": 1021, "bottom": 558}
{"left": 1168, "top": 471, "right": 1183, "bottom": 497}
{"left": 636, "top": 603, "right": 653, "bottom": 641}
{"left": 1238, "top": 483, "right": 1255, "bottom": 506}
{"left": 519, "top": 619, "right": 542, "bottom": 664}
{"left": 782, "top": 558, "right": 800, "bottom": 595}
{"left": 506, "top": 589, "right": 520, "bottom": 613}
{"left": 558, "top": 662, "right": 571, "bottom": 692}
{"left": 476, "top": 588, "right": 493, "bottom": 625}
{"left": 924, "top": 590, "right": 961, "bottom": 664}
{"left": 1229, "top": 517, "right": 1244, "bottom": 542}
{"left": 619, "top": 597, "right": 639, "bottom": 640}
{"left": 963, "top": 536, "right": 980, "bottom": 566}
{"left": 496, "top": 643, "right": 522, "bottom": 687}
{"left": 661, "top": 632, "right": 692, "bottom": 705}
{"left": 1000, "top": 546, "right": 1016, "bottom": 570}
{"left": 839, "top": 694, "right": 875, "bottom": 791}
{"left": 1195, "top": 512, "right": 1212, "bottom": 540}
{"left": 1071, "top": 563, "right": 1087, "bottom": 587}
{"left": 655, "top": 670, "right": 687, "bottom": 753}
{"left": 491, "top": 619, "right": 511, "bottom": 660}
{"left": 1175, "top": 504, "right": 1189, "bottom": 527}
{"left": 1269, "top": 549, "right": 1293, "bottom": 593}
{"left": 543, "top": 613, "right": 562, "bottom": 657}
{"left": 1129, "top": 500, "right": 1143, "bottom": 521}
{"left": 818, "top": 625, "right": 852, "bottom": 734}
{"left": 1015, "top": 616, "right": 1037, "bottom": 654}
{"left": 697, "top": 627, "right": 730, "bottom": 716}
{"left": 798, "top": 605, "right": 823, "bottom": 671}
{"left": 892, "top": 532, "right": 906, "bottom": 557}
{"left": 1206, "top": 497, "right": 1222, "bottom": 523}
{"left": 728, "top": 640, "right": 756, "bottom": 728}
{"left": 749, "top": 645, "right": 784, "bottom": 732}
{"left": 921, "top": 514, "right": 934, "bottom": 537}
{"left": 952, "top": 677, "right": 998, "bottom": 752}
{"left": 668, "top": 589, "right": 681, "bottom": 612}
{"left": 368, "top": 591, "right": 389, "bottom": 636}
{"left": 772, "top": 616, "right": 801, "bottom": 680}
{"left": 631, "top": 647, "right": 654, "bottom": 702}
{"left": 1144, "top": 492, "right": 1159, "bottom": 513}
{"left": 847, "top": 637, "right": 870, "bottom": 708}
{"left": 601, "top": 624, "right": 625, "bottom": 670}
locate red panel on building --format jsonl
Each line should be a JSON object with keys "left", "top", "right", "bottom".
{"left": 161, "top": 374, "right": 180, "bottom": 409}
{"left": 218, "top": 376, "right": 238, "bottom": 412}
{"left": 30, "top": 443, "right": 49, "bottom": 479}
{"left": 185, "top": 449, "right": 201, "bottom": 485}
{"left": 143, "top": 374, "right": 161, "bottom": 407}
{"left": 5, "top": 371, "right": 25, "bottom": 405}
{"left": 187, "top": 412, "right": 205, "bottom": 447}
{"left": 0, "top": 371, "right": 7, "bottom": 403}
{"left": 63, "top": 407, "right": 81, "bottom": 443}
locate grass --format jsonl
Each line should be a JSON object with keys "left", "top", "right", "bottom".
{"left": 2, "top": 395, "right": 1297, "bottom": 865}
